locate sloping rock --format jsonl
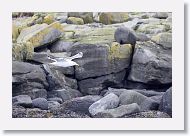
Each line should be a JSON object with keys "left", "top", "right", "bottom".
{"left": 94, "top": 103, "right": 140, "bottom": 118}
{"left": 128, "top": 41, "right": 172, "bottom": 85}
{"left": 78, "top": 70, "right": 126, "bottom": 95}
{"left": 89, "top": 93, "right": 119, "bottom": 116}
{"left": 12, "top": 95, "right": 32, "bottom": 108}
{"left": 12, "top": 61, "right": 48, "bottom": 97}
{"left": 159, "top": 87, "right": 172, "bottom": 117}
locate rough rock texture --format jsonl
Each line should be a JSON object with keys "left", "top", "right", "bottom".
{"left": 128, "top": 41, "right": 172, "bottom": 85}
{"left": 68, "top": 12, "right": 93, "bottom": 24}
{"left": 94, "top": 103, "right": 140, "bottom": 118}
{"left": 12, "top": 61, "right": 48, "bottom": 97}
{"left": 70, "top": 42, "right": 132, "bottom": 80}
{"left": 60, "top": 95, "right": 102, "bottom": 114}
{"left": 32, "top": 98, "right": 48, "bottom": 110}
{"left": 48, "top": 88, "right": 82, "bottom": 102}
{"left": 78, "top": 70, "right": 126, "bottom": 95}
{"left": 49, "top": 41, "right": 74, "bottom": 53}
{"left": 159, "top": 87, "right": 172, "bottom": 117}
{"left": 47, "top": 97, "right": 63, "bottom": 104}
{"left": 66, "top": 17, "right": 84, "bottom": 25}
{"left": 114, "top": 27, "right": 136, "bottom": 45}
{"left": 48, "top": 101, "right": 60, "bottom": 110}
{"left": 152, "top": 12, "right": 168, "bottom": 19}
{"left": 12, "top": 95, "right": 33, "bottom": 108}
{"left": 89, "top": 93, "right": 119, "bottom": 116}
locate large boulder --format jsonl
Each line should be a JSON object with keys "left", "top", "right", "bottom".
{"left": 78, "top": 70, "right": 126, "bottom": 95}
{"left": 89, "top": 93, "right": 119, "bottom": 116}
{"left": 60, "top": 95, "right": 102, "bottom": 114}
{"left": 12, "top": 95, "right": 33, "bottom": 108}
{"left": 99, "top": 12, "right": 129, "bottom": 25}
{"left": 12, "top": 61, "right": 48, "bottom": 97}
{"left": 152, "top": 12, "right": 168, "bottom": 19}
{"left": 114, "top": 27, "right": 136, "bottom": 45}
{"left": 32, "top": 98, "right": 48, "bottom": 110}
{"left": 68, "top": 12, "right": 93, "bottom": 24}
{"left": 94, "top": 103, "right": 140, "bottom": 118}
{"left": 159, "top": 87, "right": 172, "bottom": 117}
{"left": 128, "top": 41, "right": 172, "bottom": 85}
{"left": 66, "top": 17, "right": 84, "bottom": 25}
{"left": 47, "top": 88, "right": 82, "bottom": 102}
{"left": 70, "top": 42, "right": 132, "bottom": 80}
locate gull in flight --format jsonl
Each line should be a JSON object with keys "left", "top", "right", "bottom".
{"left": 47, "top": 52, "right": 83, "bottom": 67}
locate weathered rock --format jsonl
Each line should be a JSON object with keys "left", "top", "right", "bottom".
{"left": 17, "top": 22, "right": 63, "bottom": 48}
{"left": 78, "top": 70, "right": 126, "bottom": 95}
{"left": 135, "top": 32, "right": 150, "bottom": 41}
{"left": 48, "top": 88, "right": 82, "bottom": 102}
{"left": 68, "top": 12, "right": 93, "bottom": 24}
{"left": 43, "top": 14, "right": 55, "bottom": 24}
{"left": 128, "top": 41, "right": 172, "bottom": 85}
{"left": 94, "top": 103, "right": 140, "bottom": 118}
{"left": 114, "top": 27, "right": 136, "bottom": 45}
{"left": 89, "top": 93, "right": 119, "bottom": 116}
{"left": 159, "top": 87, "right": 172, "bottom": 116}
{"left": 104, "top": 88, "right": 127, "bottom": 97}
{"left": 66, "top": 17, "right": 84, "bottom": 25}
{"left": 99, "top": 12, "right": 129, "bottom": 25}
{"left": 32, "top": 98, "right": 48, "bottom": 110}
{"left": 150, "top": 95, "right": 163, "bottom": 103}
{"left": 48, "top": 101, "right": 60, "bottom": 110}
{"left": 47, "top": 97, "right": 63, "bottom": 104}
{"left": 124, "top": 110, "right": 171, "bottom": 118}
{"left": 42, "top": 64, "right": 77, "bottom": 90}
{"left": 140, "top": 98, "right": 159, "bottom": 111}
{"left": 70, "top": 42, "right": 132, "bottom": 80}
{"left": 135, "top": 90, "right": 165, "bottom": 97}
{"left": 26, "top": 89, "right": 47, "bottom": 100}
{"left": 60, "top": 95, "right": 102, "bottom": 114}
{"left": 12, "top": 61, "right": 48, "bottom": 96}
{"left": 49, "top": 41, "right": 74, "bottom": 53}
{"left": 151, "top": 32, "right": 172, "bottom": 49}
{"left": 152, "top": 12, "right": 168, "bottom": 19}
{"left": 12, "top": 105, "right": 27, "bottom": 118}
{"left": 12, "top": 95, "right": 33, "bottom": 108}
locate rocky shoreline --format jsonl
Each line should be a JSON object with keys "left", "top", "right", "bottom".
{"left": 12, "top": 12, "right": 172, "bottom": 118}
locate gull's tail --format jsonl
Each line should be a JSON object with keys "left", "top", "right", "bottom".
{"left": 68, "top": 52, "right": 83, "bottom": 60}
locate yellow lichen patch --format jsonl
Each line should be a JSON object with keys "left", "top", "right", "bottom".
{"left": 12, "top": 42, "right": 34, "bottom": 61}
{"left": 67, "top": 17, "right": 84, "bottom": 25}
{"left": 109, "top": 42, "right": 132, "bottom": 60}
{"left": 43, "top": 14, "right": 55, "bottom": 24}
{"left": 12, "top": 23, "right": 19, "bottom": 41}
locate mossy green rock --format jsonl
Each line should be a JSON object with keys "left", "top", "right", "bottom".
{"left": 17, "top": 22, "right": 63, "bottom": 48}
{"left": 66, "top": 17, "right": 84, "bottom": 25}
{"left": 99, "top": 12, "right": 129, "bottom": 25}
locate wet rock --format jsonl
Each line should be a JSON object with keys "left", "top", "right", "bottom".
{"left": 128, "top": 41, "right": 172, "bottom": 85}
{"left": 159, "top": 87, "right": 172, "bottom": 117}
{"left": 89, "top": 93, "right": 119, "bottom": 116}
{"left": 114, "top": 27, "right": 136, "bottom": 45}
{"left": 12, "top": 95, "right": 33, "bottom": 108}
{"left": 78, "top": 70, "right": 126, "bottom": 95}
{"left": 32, "top": 98, "right": 48, "bottom": 110}
{"left": 94, "top": 103, "right": 140, "bottom": 118}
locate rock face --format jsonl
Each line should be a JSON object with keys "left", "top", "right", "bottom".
{"left": 70, "top": 42, "right": 132, "bottom": 80}
{"left": 12, "top": 61, "right": 48, "bottom": 97}
{"left": 60, "top": 95, "right": 102, "bottom": 114}
{"left": 159, "top": 87, "right": 172, "bottom": 117}
{"left": 12, "top": 95, "right": 33, "bottom": 108}
{"left": 78, "top": 70, "right": 126, "bottom": 95}
{"left": 32, "top": 98, "right": 48, "bottom": 110}
{"left": 94, "top": 103, "right": 140, "bottom": 118}
{"left": 89, "top": 93, "right": 119, "bottom": 116}
{"left": 128, "top": 41, "right": 172, "bottom": 85}
{"left": 114, "top": 27, "right": 136, "bottom": 45}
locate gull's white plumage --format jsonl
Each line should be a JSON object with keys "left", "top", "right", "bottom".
{"left": 48, "top": 52, "right": 83, "bottom": 67}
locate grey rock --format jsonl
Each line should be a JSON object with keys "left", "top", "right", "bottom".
{"left": 48, "top": 88, "right": 82, "bottom": 102}
{"left": 89, "top": 93, "right": 119, "bottom": 116}
{"left": 12, "top": 105, "right": 27, "bottom": 118}
{"left": 114, "top": 27, "right": 136, "bottom": 45}
{"left": 124, "top": 110, "right": 171, "bottom": 118}
{"left": 12, "top": 95, "right": 32, "bottom": 108}
{"left": 49, "top": 41, "right": 74, "bottom": 53}
{"left": 140, "top": 98, "right": 159, "bottom": 111}
{"left": 137, "top": 23, "right": 167, "bottom": 34}
{"left": 104, "top": 88, "right": 127, "bottom": 97}
{"left": 12, "top": 61, "right": 48, "bottom": 96}
{"left": 78, "top": 70, "right": 126, "bottom": 95}
{"left": 150, "top": 95, "right": 163, "bottom": 103}
{"left": 152, "top": 12, "right": 168, "bottom": 19}
{"left": 70, "top": 43, "right": 132, "bottom": 80}
{"left": 135, "top": 90, "right": 165, "bottom": 97}
{"left": 94, "top": 103, "right": 140, "bottom": 118}
{"left": 32, "top": 98, "right": 48, "bottom": 110}
{"left": 48, "top": 101, "right": 60, "bottom": 110}
{"left": 128, "top": 41, "right": 172, "bottom": 84}
{"left": 60, "top": 95, "right": 102, "bottom": 114}
{"left": 68, "top": 12, "right": 93, "bottom": 24}
{"left": 47, "top": 97, "right": 63, "bottom": 104}
{"left": 159, "top": 87, "right": 172, "bottom": 117}
{"left": 27, "top": 89, "right": 47, "bottom": 100}
{"left": 135, "top": 32, "right": 150, "bottom": 42}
